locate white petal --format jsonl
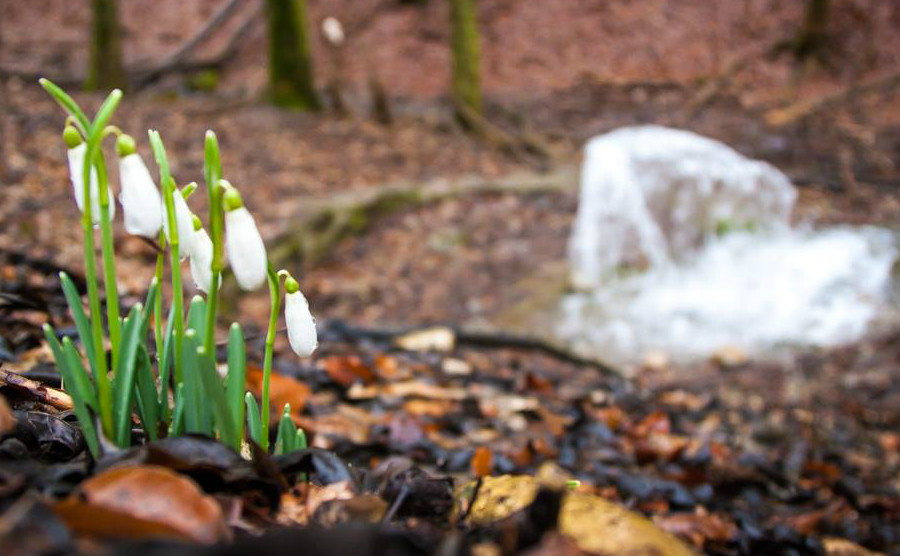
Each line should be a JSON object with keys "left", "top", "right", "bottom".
{"left": 162, "top": 189, "right": 196, "bottom": 260}
{"left": 285, "top": 290, "right": 317, "bottom": 357}
{"left": 225, "top": 207, "right": 267, "bottom": 290}
{"left": 67, "top": 144, "right": 115, "bottom": 225}
{"left": 119, "top": 153, "right": 163, "bottom": 238}
{"left": 188, "top": 228, "right": 214, "bottom": 293}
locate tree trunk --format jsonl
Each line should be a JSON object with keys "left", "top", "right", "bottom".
{"left": 266, "top": 0, "right": 320, "bottom": 109}
{"left": 87, "top": 0, "right": 127, "bottom": 90}
{"left": 449, "top": 0, "right": 482, "bottom": 116}
{"left": 794, "top": 0, "right": 830, "bottom": 60}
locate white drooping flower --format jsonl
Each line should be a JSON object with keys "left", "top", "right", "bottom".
{"left": 224, "top": 188, "right": 267, "bottom": 290}
{"left": 284, "top": 276, "right": 317, "bottom": 357}
{"left": 66, "top": 142, "right": 116, "bottom": 225}
{"left": 189, "top": 226, "right": 214, "bottom": 293}
{"left": 322, "top": 17, "right": 345, "bottom": 46}
{"left": 162, "top": 188, "right": 196, "bottom": 260}
{"left": 117, "top": 135, "right": 163, "bottom": 238}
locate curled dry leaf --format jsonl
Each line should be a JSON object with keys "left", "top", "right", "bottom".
{"left": 54, "top": 465, "right": 230, "bottom": 544}
{"left": 0, "top": 369, "right": 72, "bottom": 411}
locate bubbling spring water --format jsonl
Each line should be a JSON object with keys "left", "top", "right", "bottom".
{"left": 560, "top": 126, "right": 898, "bottom": 363}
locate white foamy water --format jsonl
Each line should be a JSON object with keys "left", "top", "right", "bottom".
{"left": 561, "top": 126, "right": 898, "bottom": 362}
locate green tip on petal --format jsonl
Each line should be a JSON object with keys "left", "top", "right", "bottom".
{"left": 63, "top": 125, "right": 82, "bottom": 149}
{"left": 191, "top": 214, "right": 203, "bottom": 231}
{"left": 116, "top": 134, "right": 137, "bottom": 158}
{"left": 284, "top": 276, "right": 300, "bottom": 294}
{"left": 223, "top": 187, "right": 243, "bottom": 211}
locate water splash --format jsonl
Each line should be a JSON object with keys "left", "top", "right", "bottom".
{"left": 561, "top": 126, "right": 897, "bottom": 362}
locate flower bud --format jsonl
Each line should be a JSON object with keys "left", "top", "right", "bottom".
{"left": 67, "top": 143, "right": 115, "bottom": 225}
{"left": 285, "top": 283, "right": 317, "bottom": 357}
{"left": 189, "top": 227, "right": 214, "bottom": 293}
{"left": 118, "top": 144, "right": 163, "bottom": 238}
{"left": 224, "top": 202, "right": 267, "bottom": 290}
{"left": 162, "top": 188, "right": 196, "bottom": 259}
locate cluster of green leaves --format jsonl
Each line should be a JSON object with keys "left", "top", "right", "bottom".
{"left": 39, "top": 79, "right": 301, "bottom": 458}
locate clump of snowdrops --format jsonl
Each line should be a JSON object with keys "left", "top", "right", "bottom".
{"left": 40, "top": 79, "right": 316, "bottom": 457}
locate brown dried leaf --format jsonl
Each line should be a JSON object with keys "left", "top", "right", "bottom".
{"left": 246, "top": 365, "right": 311, "bottom": 417}
{"left": 0, "top": 393, "right": 15, "bottom": 436}
{"left": 654, "top": 512, "right": 738, "bottom": 548}
{"left": 55, "top": 465, "right": 229, "bottom": 544}
{"left": 472, "top": 446, "right": 493, "bottom": 477}
{"left": 322, "top": 355, "right": 375, "bottom": 387}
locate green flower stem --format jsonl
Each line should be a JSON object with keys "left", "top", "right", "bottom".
{"left": 80, "top": 142, "right": 114, "bottom": 438}
{"left": 93, "top": 152, "right": 121, "bottom": 363}
{"left": 261, "top": 266, "right": 282, "bottom": 452}
{"left": 165, "top": 178, "right": 185, "bottom": 387}
{"left": 150, "top": 132, "right": 185, "bottom": 387}
{"left": 202, "top": 132, "right": 223, "bottom": 356}
{"left": 153, "top": 232, "right": 169, "bottom": 423}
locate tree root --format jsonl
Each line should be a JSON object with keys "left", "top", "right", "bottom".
{"left": 765, "top": 71, "right": 900, "bottom": 127}
{"left": 324, "top": 321, "right": 623, "bottom": 378}
{"left": 266, "top": 169, "right": 577, "bottom": 271}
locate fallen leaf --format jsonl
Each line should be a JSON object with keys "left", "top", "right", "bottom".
{"left": 472, "top": 446, "right": 493, "bottom": 477}
{"left": 0, "top": 394, "right": 15, "bottom": 436}
{"left": 654, "top": 511, "right": 738, "bottom": 548}
{"left": 246, "top": 365, "right": 311, "bottom": 417}
{"left": 462, "top": 475, "right": 697, "bottom": 556}
{"left": 394, "top": 327, "right": 455, "bottom": 352}
{"left": 823, "top": 537, "right": 888, "bottom": 556}
{"left": 55, "top": 465, "right": 229, "bottom": 544}
{"left": 321, "top": 355, "right": 375, "bottom": 387}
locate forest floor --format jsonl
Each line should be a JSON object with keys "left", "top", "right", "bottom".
{"left": 1, "top": 1, "right": 900, "bottom": 555}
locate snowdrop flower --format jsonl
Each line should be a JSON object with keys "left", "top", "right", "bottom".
{"left": 116, "top": 134, "right": 162, "bottom": 238}
{"left": 322, "top": 17, "right": 345, "bottom": 46}
{"left": 224, "top": 187, "right": 267, "bottom": 290}
{"left": 64, "top": 125, "right": 115, "bottom": 225}
{"left": 162, "top": 187, "right": 196, "bottom": 260}
{"left": 284, "top": 275, "right": 317, "bottom": 357}
{"left": 188, "top": 216, "right": 214, "bottom": 293}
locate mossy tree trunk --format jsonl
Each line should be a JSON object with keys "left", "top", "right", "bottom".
{"left": 87, "top": 0, "right": 127, "bottom": 90}
{"left": 794, "top": 0, "right": 830, "bottom": 61}
{"left": 449, "top": 0, "right": 482, "bottom": 116}
{"left": 266, "top": 0, "right": 320, "bottom": 109}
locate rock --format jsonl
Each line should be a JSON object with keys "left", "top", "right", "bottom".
{"left": 568, "top": 126, "right": 795, "bottom": 288}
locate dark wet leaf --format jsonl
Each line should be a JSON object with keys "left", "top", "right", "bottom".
{"left": 9, "top": 411, "right": 84, "bottom": 460}
{"left": 275, "top": 448, "right": 356, "bottom": 485}
{"left": 381, "top": 467, "right": 454, "bottom": 521}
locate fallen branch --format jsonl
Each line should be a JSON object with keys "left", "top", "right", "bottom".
{"left": 140, "top": 0, "right": 244, "bottom": 84}
{"left": 134, "top": 4, "right": 261, "bottom": 88}
{"left": 453, "top": 99, "right": 554, "bottom": 161}
{"left": 266, "top": 169, "right": 576, "bottom": 269}
{"left": 325, "top": 322, "right": 622, "bottom": 378}
{"left": 765, "top": 71, "right": 900, "bottom": 127}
